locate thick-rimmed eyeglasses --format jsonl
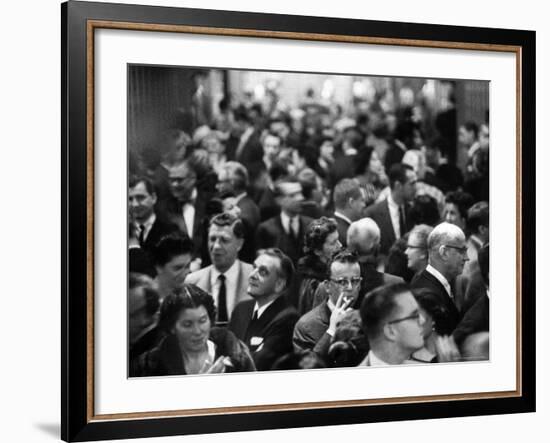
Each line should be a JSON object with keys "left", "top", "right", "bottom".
{"left": 443, "top": 244, "right": 468, "bottom": 255}
{"left": 387, "top": 311, "right": 423, "bottom": 325}
{"left": 330, "top": 277, "right": 362, "bottom": 287}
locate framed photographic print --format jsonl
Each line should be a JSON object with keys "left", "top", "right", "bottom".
{"left": 62, "top": 0, "right": 535, "bottom": 441}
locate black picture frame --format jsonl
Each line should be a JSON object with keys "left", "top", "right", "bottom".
{"left": 62, "top": 1, "right": 536, "bottom": 441}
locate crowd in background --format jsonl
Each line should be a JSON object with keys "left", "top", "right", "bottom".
{"left": 128, "top": 82, "right": 490, "bottom": 376}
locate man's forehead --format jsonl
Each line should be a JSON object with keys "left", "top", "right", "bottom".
{"left": 254, "top": 254, "right": 278, "bottom": 270}
{"left": 169, "top": 164, "right": 191, "bottom": 177}
{"left": 209, "top": 224, "right": 235, "bottom": 238}
{"left": 393, "top": 291, "right": 418, "bottom": 313}
{"left": 330, "top": 261, "right": 360, "bottom": 277}
{"left": 129, "top": 181, "right": 150, "bottom": 195}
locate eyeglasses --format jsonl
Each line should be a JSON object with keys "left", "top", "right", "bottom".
{"left": 331, "top": 277, "right": 362, "bottom": 287}
{"left": 444, "top": 244, "right": 468, "bottom": 255}
{"left": 387, "top": 311, "right": 423, "bottom": 325}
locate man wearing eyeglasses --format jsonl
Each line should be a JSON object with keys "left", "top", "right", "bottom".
{"left": 410, "top": 222, "right": 468, "bottom": 334}
{"left": 359, "top": 283, "right": 425, "bottom": 365}
{"left": 293, "top": 250, "right": 362, "bottom": 358}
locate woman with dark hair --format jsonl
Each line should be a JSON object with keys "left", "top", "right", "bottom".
{"left": 354, "top": 146, "right": 388, "bottom": 201}
{"left": 132, "top": 284, "right": 255, "bottom": 376}
{"left": 410, "top": 287, "right": 458, "bottom": 363}
{"left": 297, "top": 217, "right": 342, "bottom": 315}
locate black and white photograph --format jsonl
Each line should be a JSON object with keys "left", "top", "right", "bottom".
{"left": 127, "top": 65, "right": 490, "bottom": 376}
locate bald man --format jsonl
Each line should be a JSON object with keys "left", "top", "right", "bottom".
{"left": 347, "top": 218, "right": 403, "bottom": 307}
{"left": 411, "top": 222, "right": 468, "bottom": 333}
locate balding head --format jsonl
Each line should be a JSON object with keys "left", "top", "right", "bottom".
{"left": 427, "top": 222, "right": 469, "bottom": 280}
{"left": 347, "top": 218, "right": 381, "bottom": 257}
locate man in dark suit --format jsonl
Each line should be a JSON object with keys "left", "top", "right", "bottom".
{"left": 293, "top": 250, "right": 362, "bottom": 358}
{"left": 156, "top": 160, "right": 208, "bottom": 260}
{"left": 129, "top": 176, "right": 178, "bottom": 255}
{"left": 332, "top": 178, "right": 367, "bottom": 247}
{"left": 346, "top": 218, "right": 404, "bottom": 307}
{"left": 255, "top": 177, "right": 313, "bottom": 265}
{"left": 411, "top": 222, "right": 469, "bottom": 334}
{"left": 216, "top": 161, "right": 260, "bottom": 263}
{"left": 229, "top": 248, "right": 299, "bottom": 371}
{"left": 364, "top": 163, "right": 417, "bottom": 255}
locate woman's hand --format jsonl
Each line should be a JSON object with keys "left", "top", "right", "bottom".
{"left": 200, "top": 356, "right": 228, "bottom": 374}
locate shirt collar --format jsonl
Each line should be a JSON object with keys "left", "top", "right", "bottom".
{"left": 387, "top": 192, "right": 399, "bottom": 210}
{"left": 360, "top": 350, "right": 391, "bottom": 366}
{"left": 334, "top": 211, "right": 352, "bottom": 225}
{"left": 426, "top": 264, "right": 452, "bottom": 297}
{"left": 253, "top": 297, "right": 277, "bottom": 319}
{"left": 211, "top": 259, "right": 240, "bottom": 285}
{"left": 135, "top": 212, "right": 156, "bottom": 229}
{"left": 234, "top": 192, "right": 247, "bottom": 204}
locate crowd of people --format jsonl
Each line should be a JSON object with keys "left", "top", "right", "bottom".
{"left": 128, "top": 86, "right": 490, "bottom": 376}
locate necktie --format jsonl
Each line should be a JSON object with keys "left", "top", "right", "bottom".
{"left": 138, "top": 224, "right": 146, "bottom": 246}
{"left": 399, "top": 205, "right": 406, "bottom": 238}
{"left": 245, "top": 310, "right": 259, "bottom": 343}
{"left": 217, "top": 274, "right": 228, "bottom": 323}
{"left": 290, "top": 217, "right": 299, "bottom": 240}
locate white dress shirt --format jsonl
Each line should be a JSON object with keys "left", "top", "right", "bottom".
{"left": 280, "top": 212, "right": 299, "bottom": 237}
{"left": 210, "top": 260, "right": 241, "bottom": 316}
{"left": 182, "top": 188, "right": 198, "bottom": 236}
{"left": 426, "top": 264, "right": 453, "bottom": 298}
{"left": 135, "top": 213, "right": 156, "bottom": 242}
{"left": 387, "top": 193, "right": 402, "bottom": 239}
{"left": 359, "top": 350, "right": 391, "bottom": 366}
{"left": 252, "top": 297, "right": 277, "bottom": 320}
{"left": 333, "top": 211, "right": 352, "bottom": 226}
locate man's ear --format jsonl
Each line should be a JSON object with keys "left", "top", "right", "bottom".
{"left": 479, "top": 225, "right": 488, "bottom": 237}
{"left": 383, "top": 323, "right": 397, "bottom": 341}
{"left": 151, "top": 192, "right": 158, "bottom": 205}
{"left": 275, "top": 278, "right": 285, "bottom": 294}
{"left": 236, "top": 237, "right": 244, "bottom": 252}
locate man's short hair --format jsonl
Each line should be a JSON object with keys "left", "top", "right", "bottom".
{"left": 408, "top": 224, "right": 433, "bottom": 253}
{"left": 209, "top": 212, "right": 245, "bottom": 239}
{"left": 346, "top": 218, "right": 380, "bottom": 256}
{"left": 466, "top": 201, "right": 489, "bottom": 234}
{"left": 445, "top": 191, "right": 475, "bottom": 221}
{"left": 328, "top": 249, "right": 360, "bottom": 274}
{"left": 129, "top": 272, "right": 160, "bottom": 316}
{"left": 333, "top": 178, "right": 362, "bottom": 209}
{"left": 219, "top": 161, "right": 249, "bottom": 191}
{"left": 360, "top": 283, "right": 411, "bottom": 340}
{"left": 409, "top": 194, "right": 440, "bottom": 226}
{"left": 427, "top": 222, "right": 465, "bottom": 253}
{"left": 273, "top": 177, "right": 301, "bottom": 198}
{"left": 129, "top": 175, "right": 155, "bottom": 195}
{"left": 303, "top": 217, "right": 338, "bottom": 255}
{"left": 388, "top": 163, "right": 414, "bottom": 190}
{"left": 153, "top": 233, "right": 194, "bottom": 266}
{"left": 257, "top": 248, "right": 295, "bottom": 291}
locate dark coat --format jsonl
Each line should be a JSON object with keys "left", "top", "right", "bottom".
{"left": 130, "top": 327, "right": 255, "bottom": 377}
{"left": 364, "top": 198, "right": 412, "bottom": 255}
{"left": 236, "top": 194, "right": 261, "bottom": 263}
{"left": 228, "top": 296, "right": 299, "bottom": 371}
{"left": 255, "top": 214, "right": 313, "bottom": 265}
{"left": 140, "top": 217, "right": 179, "bottom": 253}
{"left": 293, "top": 301, "right": 333, "bottom": 357}
{"left": 411, "top": 269, "right": 462, "bottom": 335}
{"left": 356, "top": 256, "right": 404, "bottom": 307}
{"left": 257, "top": 187, "right": 280, "bottom": 222}
{"left": 333, "top": 213, "right": 351, "bottom": 247}
{"left": 155, "top": 192, "right": 208, "bottom": 258}
{"left": 453, "top": 294, "right": 489, "bottom": 346}
{"left": 296, "top": 254, "right": 329, "bottom": 315}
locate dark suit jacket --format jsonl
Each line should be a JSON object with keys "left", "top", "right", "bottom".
{"left": 155, "top": 192, "right": 208, "bottom": 258}
{"left": 257, "top": 187, "right": 280, "bottom": 222}
{"left": 228, "top": 296, "right": 299, "bottom": 371}
{"left": 411, "top": 269, "right": 462, "bottom": 335}
{"left": 292, "top": 301, "right": 334, "bottom": 357}
{"left": 237, "top": 194, "right": 260, "bottom": 263}
{"left": 364, "top": 198, "right": 411, "bottom": 255}
{"left": 333, "top": 213, "right": 351, "bottom": 247}
{"left": 140, "top": 217, "right": 179, "bottom": 253}
{"left": 255, "top": 214, "right": 313, "bottom": 265}
{"left": 453, "top": 294, "right": 489, "bottom": 346}
{"left": 356, "top": 257, "right": 404, "bottom": 307}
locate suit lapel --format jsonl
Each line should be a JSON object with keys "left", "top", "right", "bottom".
{"left": 382, "top": 199, "right": 397, "bottom": 241}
